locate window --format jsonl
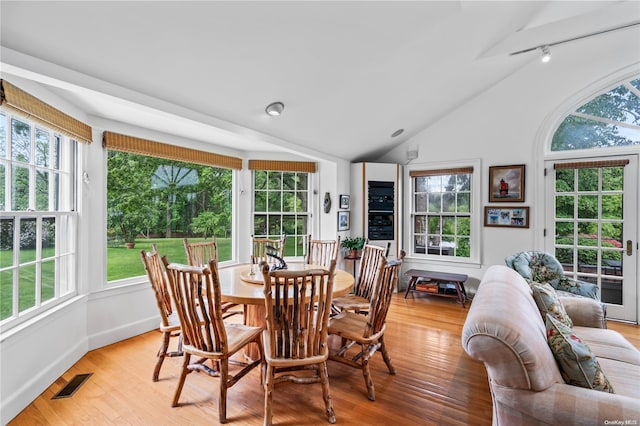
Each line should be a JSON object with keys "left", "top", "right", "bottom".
{"left": 0, "top": 111, "right": 77, "bottom": 325}
{"left": 552, "top": 76, "right": 640, "bottom": 151}
{"left": 410, "top": 167, "right": 474, "bottom": 260}
{"left": 253, "top": 170, "right": 310, "bottom": 257}
{"left": 106, "top": 151, "right": 233, "bottom": 282}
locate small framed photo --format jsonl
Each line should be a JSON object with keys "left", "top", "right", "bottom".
{"left": 337, "top": 210, "right": 350, "bottom": 231}
{"left": 489, "top": 164, "right": 525, "bottom": 202}
{"left": 484, "top": 206, "right": 530, "bottom": 228}
{"left": 339, "top": 194, "right": 350, "bottom": 209}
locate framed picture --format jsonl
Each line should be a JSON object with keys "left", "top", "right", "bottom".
{"left": 489, "top": 164, "right": 525, "bottom": 202}
{"left": 484, "top": 206, "right": 530, "bottom": 228}
{"left": 339, "top": 194, "right": 350, "bottom": 209}
{"left": 337, "top": 211, "right": 350, "bottom": 231}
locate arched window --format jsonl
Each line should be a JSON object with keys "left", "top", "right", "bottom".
{"left": 551, "top": 77, "right": 640, "bottom": 151}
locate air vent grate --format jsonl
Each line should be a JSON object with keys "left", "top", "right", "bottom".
{"left": 52, "top": 373, "right": 93, "bottom": 399}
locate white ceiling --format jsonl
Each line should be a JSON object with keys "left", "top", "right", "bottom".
{"left": 1, "top": 1, "right": 639, "bottom": 162}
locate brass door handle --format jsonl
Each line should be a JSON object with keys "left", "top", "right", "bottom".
{"left": 626, "top": 240, "right": 633, "bottom": 256}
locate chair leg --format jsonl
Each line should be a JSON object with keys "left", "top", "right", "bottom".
{"left": 153, "top": 331, "right": 171, "bottom": 382}
{"left": 173, "top": 354, "right": 191, "bottom": 407}
{"left": 361, "top": 346, "right": 375, "bottom": 401}
{"left": 263, "top": 364, "right": 274, "bottom": 426}
{"left": 319, "top": 361, "right": 336, "bottom": 424}
{"left": 219, "top": 359, "right": 228, "bottom": 423}
{"left": 379, "top": 336, "right": 396, "bottom": 374}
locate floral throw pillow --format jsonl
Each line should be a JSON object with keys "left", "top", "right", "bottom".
{"left": 546, "top": 314, "right": 615, "bottom": 393}
{"left": 531, "top": 282, "right": 573, "bottom": 328}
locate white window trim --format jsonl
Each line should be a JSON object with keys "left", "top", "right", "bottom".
{"left": 403, "top": 158, "right": 481, "bottom": 266}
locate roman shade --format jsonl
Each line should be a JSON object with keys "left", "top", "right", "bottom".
{"left": 554, "top": 159, "right": 629, "bottom": 169}
{"left": 103, "top": 131, "right": 242, "bottom": 170}
{"left": 0, "top": 79, "right": 93, "bottom": 143}
{"left": 409, "top": 166, "right": 473, "bottom": 177}
{"left": 248, "top": 160, "right": 317, "bottom": 173}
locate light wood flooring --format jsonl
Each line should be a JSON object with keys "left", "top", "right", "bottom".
{"left": 9, "top": 293, "right": 640, "bottom": 425}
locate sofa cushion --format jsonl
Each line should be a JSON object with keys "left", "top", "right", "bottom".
{"left": 508, "top": 251, "right": 564, "bottom": 285}
{"left": 532, "top": 283, "right": 573, "bottom": 328}
{"left": 546, "top": 315, "right": 615, "bottom": 393}
{"left": 574, "top": 326, "right": 640, "bottom": 366}
{"left": 595, "top": 358, "right": 640, "bottom": 398}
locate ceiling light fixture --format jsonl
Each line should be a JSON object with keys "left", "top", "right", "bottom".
{"left": 510, "top": 21, "right": 640, "bottom": 59}
{"left": 540, "top": 45, "right": 551, "bottom": 63}
{"left": 265, "top": 101, "right": 284, "bottom": 116}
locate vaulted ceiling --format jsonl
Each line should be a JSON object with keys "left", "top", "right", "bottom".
{"left": 1, "top": 1, "right": 639, "bottom": 162}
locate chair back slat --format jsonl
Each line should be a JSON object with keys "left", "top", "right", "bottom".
{"left": 184, "top": 237, "right": 218, "bottom": 267}
{"left": 263, "top": 260, "right": 336, "bottom": 360}
{"left": 252, "top": 234, "right": 286, "bottom": 264}
{"left": 354, "top": 242, "right": 390, "bottom": 300}
{"left": 164, "top": 259, "right": 228, "bottom": 354}
{"left": 305, "top": 235, "right": 340, "bottom": 268}
{"left": 364, "top": 253, "right": 405, "bottom": 338}
{"left": 140, "top": 244, "right": 173, "bottom": 327}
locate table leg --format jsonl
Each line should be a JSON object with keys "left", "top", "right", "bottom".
{"left": 244, "top": 304, "right": 265, "bottom": 361}
{"left": 452, "top": 281, "right": 466, "bottom": 308}
{"left": 404, "top": 277, "right": 417, "bottom": 298}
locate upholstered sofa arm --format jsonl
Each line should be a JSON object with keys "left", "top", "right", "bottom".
{"left": 492, "top": 382, "right": 640, "bottom": 425}
{"left": 560, "top": 296, "right": 606, "bottom": 329}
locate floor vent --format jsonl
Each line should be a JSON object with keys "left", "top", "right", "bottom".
{"left": 52, "top": 373, "right": 93, "bottom": 399}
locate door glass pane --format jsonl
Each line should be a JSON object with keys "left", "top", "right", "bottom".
{"left": 577, "top": 195, "right": 598, "bottom": 219}
{"left": 555, "top": 195, "right": 574, "bottom": 218}
{"left": 601, "top": 194, "right": 622, "bottom": 219}
{"left": 577, "top": 168, "right": 598, "bottom": 191}
{"left": 602, "top": 167, "right": 623, "bottom": 191}
{"left": 555, "top": 169, "right": 574, "bottom": 191}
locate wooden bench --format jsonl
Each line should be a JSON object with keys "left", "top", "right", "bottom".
{"left": 404, "top": 269, "right": 468, "bottom": 308}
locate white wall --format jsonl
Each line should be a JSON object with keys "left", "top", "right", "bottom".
{"left": 1, "top": 26, "right": 639, "bottom": 425}
{"left": 379, "top": 28, "right": 640, "bottom": 293}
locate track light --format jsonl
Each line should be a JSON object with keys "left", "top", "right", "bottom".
{"left": 265, "top": 101, "right": 285, "bottom": 116}
{"left": 540, "top": 45, "right": 551, "bottom": 63}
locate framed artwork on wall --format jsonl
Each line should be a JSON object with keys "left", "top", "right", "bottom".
{"left": 339, "top": 194, "right": 350, "bottom": 209}
{"left": 489, "top": 164, "right": 525, "bottom": 202}
{"left": 484, "top": 206, "right": 530, "bottom": 228}
{"left": 337, "top": 211, "right": 350, "bottom": 231}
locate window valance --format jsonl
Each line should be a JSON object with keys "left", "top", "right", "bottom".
{"left": 0, "top": 79, "right": 92, "bottom": 143}
{"left": 103, "top": 131, "right": 243, "bottom": 170}
{"left": 553, "top": 159, "right": 629, "bottom": 169}
{"left": 409, "top": 167, "right": 473, "bottom": 177}
{"left": 249, "top": 160, "right": 317, "bottom": 173}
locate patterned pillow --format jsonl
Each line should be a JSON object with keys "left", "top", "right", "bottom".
{"left": 546, "top": 314, "right": 615, "bottom": 393}
{"left": 531, "top": 282, "right": 573, "bottom": 328}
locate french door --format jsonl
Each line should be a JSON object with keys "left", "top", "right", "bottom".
{"left": 545, "top": 156, "right": 638, "bottom": 322}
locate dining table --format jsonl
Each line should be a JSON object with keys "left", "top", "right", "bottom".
{"left": 218, "top": 262, "right": 355, "bottom": 359}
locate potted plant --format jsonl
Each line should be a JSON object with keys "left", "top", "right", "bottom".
{"left": 341, "top": 237, "right": 366, "bottom": 258}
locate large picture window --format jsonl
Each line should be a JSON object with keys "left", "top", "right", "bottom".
{"left": 106, "top": 151, "right": 233, "bottom": 281}
{"left": 252, "top": 170, "right": 310, "bottom": 257}
{"left": 0, "top": 111, "right": 77, "bottom": 325}
{"left": 410, "top": 167, "right": 473, "bottom": 259}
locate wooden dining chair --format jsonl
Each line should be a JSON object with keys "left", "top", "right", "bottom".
{"left": 183, "top": 237, "right": 243, "bottom": 320}
{"left": 163, "top": 258, "right": 263, "bottom": 423}
{"left": 261, "top": 260, "right": 337, "bottom": 425}
{"left": 140, "top": 244, "right": 184, "bottom": 382}
{"left": 328, "top": 251, "right": 405, "bottom": 401}
{"left": 305, "top": 235, "right": 340, "bottom": 268}
{"left": 251, "top": 234, "right": 286, "bottom": 266}
{"left": 331, "top": 241, "right": 391, "bottom": 313}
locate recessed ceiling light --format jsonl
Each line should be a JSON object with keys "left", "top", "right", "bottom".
{"left": 265, "top": 101, "right": 285, "bottom": 116}
{"left": 391, "top": 128, "right": 404, "bottom": 138}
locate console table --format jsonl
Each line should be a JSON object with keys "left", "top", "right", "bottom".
{"left": 404, "top": 269, "right": 468, "bottom": 308}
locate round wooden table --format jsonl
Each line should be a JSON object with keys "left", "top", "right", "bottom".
{"left": 218, "top": 263, "right": 354, "bottom": 359}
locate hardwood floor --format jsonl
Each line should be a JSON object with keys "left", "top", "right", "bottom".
{"left": 9, "top": 293, "right": 640, "bottom": 425}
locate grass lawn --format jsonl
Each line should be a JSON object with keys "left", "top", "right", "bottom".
{"left": 0, "top": 238, "right": 232, "bottom": 319}
{"left": 107, "top": 237, "right": 232, "bottom": 281}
